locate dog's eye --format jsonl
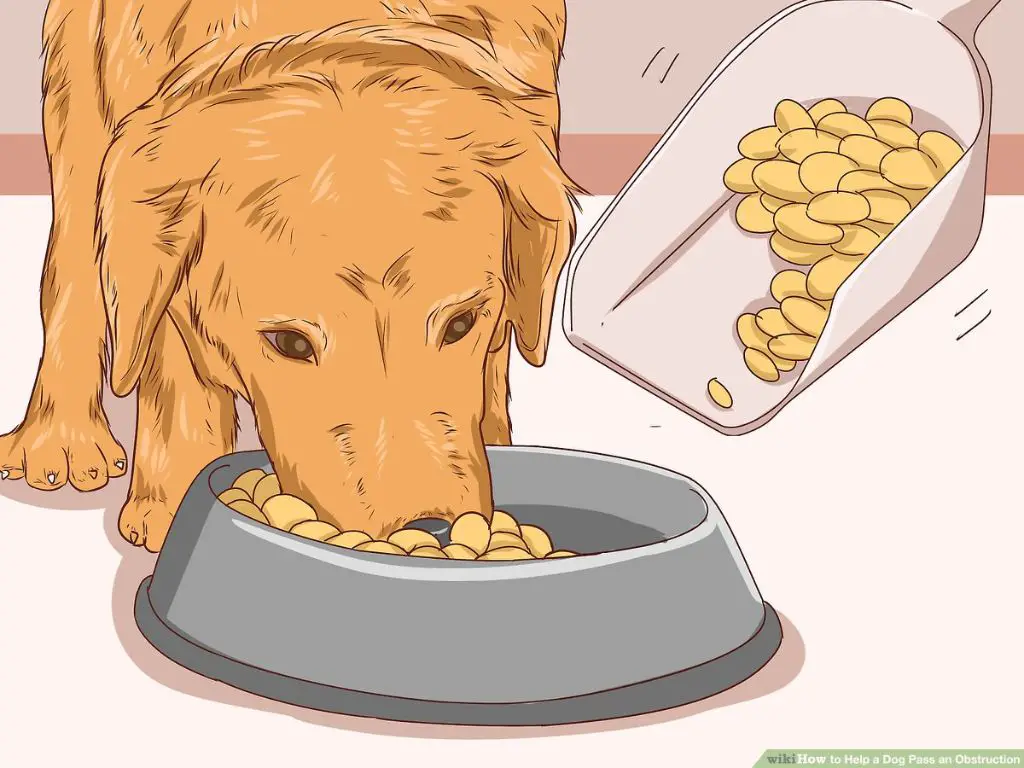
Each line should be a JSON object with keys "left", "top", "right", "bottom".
{"left": 443, "top": 311, "right": 476, "bottom": 345}
{"left": 265, "top": 331, "right": 316, "bottom": 362}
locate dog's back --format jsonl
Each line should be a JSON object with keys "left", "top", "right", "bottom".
{"left": 47, "top": 0, "right": 566, "bottom": 136}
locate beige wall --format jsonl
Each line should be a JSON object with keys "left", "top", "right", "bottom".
{"left": 1, "top": 0, "right": 1020, "bottom": 135}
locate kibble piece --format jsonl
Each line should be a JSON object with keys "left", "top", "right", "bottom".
{"left": 869, "top": 119, "right": 918, "bottom": 148}
{"left": 546, "top": 550, "right": 577, "bottom": 559}
{"left": 808, "top": 98, "right": 846, "bottom": 123}
{"left": 218, "top": 488, "right": 251, "bottom": 507}
{"left": 229, "top": 499, "right": 270, "bottom": 524}
{"left": 880, "top": 148, "right": 940, "bottom": 190}
{"left": 774, "top": 99, "right": 815, "bottom": 132}
{"left": 816, "top": 112, "right": 875, "bottom": 138}
{"left": 487, "top": 532, "right": 530, "bottom": 552}
{"left": 478, "top": 547, "right": 535, "bottom": 561}
{"left": 780, "top": 296, "right": 829, "bottom": 338}
{"left": 755, "top": 307, "right": 802, "bottom": 337}
{"left": 918, "top": 131, "right": 964, "bottom": 175}
{"left": 777, "top": 128, "right": 841, "bottom": 163}
{"left": 262, "top": 494, "right": 318, "bottom": 530}
{"left": 838, "top": 135, "right": 891, "bottom": 171}
{"left": 327, "top": 530, "right": 372, "bottom": 549}
{"left": 760, "top": 193, "right": 788, "bottom": 212}
{"left": 735, "top": 193, "right": 777, "bottom": 233}
{"left": 290, "top": 520, "right": 342, "bottom": 541}
{"left": 769, "top": 231, "right": 832, "bottom": 266}
{"left": 489, "top": 509, "right": 520, "bottom": 535}
{"left": 774, "top": 204, "right": 844, "bottom": 245}
{"left": 355, "top": 540, "right": 407, "bottom": 556}
{"left": 707, "top": 378, "right": 733, "bottom": 408}
{"left": 744, "top": 348, "right": 781, "bottom": 382}
{"left": 862, "top": 219, "right": 896, "bottom": 239}
{"left": 252, "top": 473, "right": 282, "bottom": 508}
{"left": 737, "top": 314, "right": 796, "bottom": 371}
{"left": 752, "top": 160, "right": 813, "bottom": 203}
{"left": 832, "top": 224, "right": 882, "bottom": 256}
{"left": 231, "top": 468, "right": 266, "bottom": 498}
{"left": 443, "top": 543, "right": 479, "bottom": 560}
{"left": 770, "top": 270, "right": 810, "bottom": 302}
{"left": 768, "top": 333, "right": 818, "bottom": 361}
{"left": 862, "top": 189, "right": 911, "bottom": 224}
{"left": 724, "top": 158, "right": 762, "bottom": 194}
{"left": 738, "top": 126, "right": 782, "bottom": 159}
{"left": 520, "top": 525, "right": 553, "bottom": 558}
{"left": 806, "top": 191, "right": 870, "bottom": 225}
{"left": 807, "top": 256, "right": 861, "bottom": 301}
{"left": 450, "top": 512, "right": 491, "bottom": 554}
{"left": 866, "top": 97, "right": 913, "bottom": 126}
{"left": 798, "top": 152, "right": 859, "bottom": 194}
{"left": 388, "top": 528, "right": 441, "bottom": 553}
{"left": 409, "top": 546, "right": 448, "bottom": 558}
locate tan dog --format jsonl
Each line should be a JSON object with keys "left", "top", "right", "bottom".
{"left": 0, "top": 0, "right": 580, "bottom": 551}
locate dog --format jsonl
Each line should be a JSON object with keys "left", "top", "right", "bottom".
{"left": 0, "top": 0, "right": 580, "bottom": 551}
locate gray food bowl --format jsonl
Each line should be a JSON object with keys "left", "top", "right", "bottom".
{"left": 134, "top": 446, "right": 782, "bottom": 726}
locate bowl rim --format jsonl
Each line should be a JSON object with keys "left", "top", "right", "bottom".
{"left": 201, "top": 445, "right": 719, "bottom": 577}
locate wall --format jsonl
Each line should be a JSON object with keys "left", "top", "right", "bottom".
{"left": 1, "top": 0, "right": 1020, "bottom": 193}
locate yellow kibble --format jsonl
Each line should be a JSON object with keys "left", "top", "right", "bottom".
{"left": 218, "top": 488, "right": 251, "bottom": 506}
{"left": 442, "top": 543, "right": 479, "bottom": 560}
{"left": 838, "top": 135, "right": 892, "bottom": 171}
{"left": 489, "top": 509, "right": 521, "bottom": 535}
{"left": 755, "top": 307, "right": 802, "bottom": 337}
{"left": 752, "top": 159, "right": 813, "bottom": 202}
{"left": 808, "top": 98, "right": 847, "bottom": 123}
{"left": 817, "top": 112, "right": 875, "bottom": 138}
{"left": 546, "top": 551, "right": 578, "bottom": 559}
{"left": 252, "top": 473, "right": 282, "bottom": 508}
{"left": 326, "top": 530, "right": 372, "bottom": 549}
{"left": 760, "top": 193, "right": 788, "bottom": 212}
{"left": 770, "top": 270, "right": 810, "bottom": 302}
{"left": 774, "top": 204, "right": 844, "bottom": 245}
{"left": 798, "top": 152, "right": 859, "bottom": 194}
{"left": 744, "top": 348, "right": 781, "bottom": 382}
{"left": 478, "top": 547, "right": 535, "bottom": 561}
{"left": 409, "top": 546, "right": 448, "bottom": 559}
{"left": 354, "top": 540, "right": 407, "bottom": 556}
{"left": 735, "top": 193, "right": 777, "bottom": 233}
{"left": 388, "top": 528, "right": 442, "bottom": 553}
{"left": 869, "top": 118, "right": 919, "bottom": 148}
{"left": 807, "top": 255, "right": 861, "bottom": 301}
{"left": 769, "top": 231, "right": 832, "bottom": 266}
{"left": 487, "top": 532, "right": 530, "bottom": 552}
{"left": 520, "top": 525, "right": 553, "bottom": 558}
{"left": 231, "top": 468, "right": 266, "bottom": 498}
{"left": 866, "top": 97, "right": 913, "bottom": 126}
{"left": 806, "top": 191, "right": 870, "bottom": 225}
{"left": 724, "top": 157, "right": 762, "bottom": 194}
{"left": 880, "top": 147, "right": 941, "bottom": 190}
{"left": 450, "top": 512, "right": 491, "bottom": 555}
{"left": 738, "top": 125, "right": 783, "bottom": 159}
{"left": 833, "top": 224, "right": 882, "bottom": 256}
{"left": 261, "top": 494, "right": 318, "bottom": 530}
{"left": 708, "top": 378, "right": 733, "bottom": 408}
{"left": 768, "top": 333, "right": 818, "bottom": 361}
{"left": 780, "top": 296, "right": 830, "bottom": 338}
{"left": 774, "top": 99, "right": 815, "bottom": 132}
{"left": 862, "top": 189, "right": 911, "bottom": 225}
{"left": 777, "top": 128, "right": 841, "bottom": 163}
{"left": 290, "top": 520, "right": 342, "bottom": 542}
{"left": 918, "top": 131, "right": 964, "bottom": 175}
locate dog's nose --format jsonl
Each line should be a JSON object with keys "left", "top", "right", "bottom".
{"left": 402, "top": 517, "right": 452, "bottom": 547}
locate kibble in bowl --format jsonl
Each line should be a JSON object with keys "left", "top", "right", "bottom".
{"left": 218, "top": 468, "right": 578, "bottom": 562}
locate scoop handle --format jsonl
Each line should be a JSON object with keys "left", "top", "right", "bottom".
{"left": 915, "top": 0, "right": 1002, "bottom": 41}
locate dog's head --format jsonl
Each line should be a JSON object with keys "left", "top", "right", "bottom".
{"left": 96, "top": 21, "right": 579, "bottom": 537}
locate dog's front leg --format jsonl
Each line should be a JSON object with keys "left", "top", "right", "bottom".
{"left": 118, "top": 319, "right": 237, "bottom": 552}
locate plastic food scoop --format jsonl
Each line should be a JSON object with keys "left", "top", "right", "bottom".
{"left": 564, "top": 0, "right": 1001, "bottom": 434}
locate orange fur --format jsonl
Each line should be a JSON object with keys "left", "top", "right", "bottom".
{"left": 0, "top": 0, "right": 580, "bottom": 550}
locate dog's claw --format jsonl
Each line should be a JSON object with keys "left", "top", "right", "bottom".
{"left": 47, "top": 471, "right": 57, "bottom": 485}
{"left": 115, "top": 459, "right": 126, "bottom": 471}
{"left": 0, "top": 470, "right": 8, "bottom": 480}
{"left": 88, "top": 467, "right": 99, "bottom": 479}
{"left": 129, "top": 531, "right": 139, "bottom": 544}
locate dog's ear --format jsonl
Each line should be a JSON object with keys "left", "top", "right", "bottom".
{"left": 500, "top": 146, "right": 581, "bottom": 367}
{"left": 96, "top": 109, "right": 209, "bottom": 396}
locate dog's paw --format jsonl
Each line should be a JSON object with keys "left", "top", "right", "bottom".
{"left": 0, "top": 411, "right": 128, "bottom": 491}
{"left": 118, "top": 495, "right": 174, "bottom": 553}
